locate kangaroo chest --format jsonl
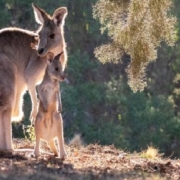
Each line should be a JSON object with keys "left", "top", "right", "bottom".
{"left": 39, "top": 81, "right": 59, "bottom": 103}
{"left": 43, "top": 85, "right": 57, "bottom": 102}
{"left": 40, "top": 111, "right": 60, "bottom": 141}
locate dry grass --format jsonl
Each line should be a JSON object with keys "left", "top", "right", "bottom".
{"left": 140, "top": 146, "right": 160, "bottom": 159}
{"left": 0, "top": 139, "right": 180, "bottom": 180}
{"left": 68, "top": 134, "right": 84, "bottom": 148}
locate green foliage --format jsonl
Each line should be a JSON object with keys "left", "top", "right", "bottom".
{"left": 121, "top": 93, "right": 175, "bottom": 152}
{"left": 22, "top": 125, "right": 35, "bottom": 142}
{"left": 61, "top": 51, "right": 106, "bottom": 137}
{"left": 101, "top": 78, "right": 180, "bottom": 156}
{"left": 62, "top": 74, "right": 180, "bottom": 157}
{"left": 79, "top": 119, "right": 128, "bottom": 148}
{"left": 0, "top": 1, "right": 11, "bottom": 27}
{"left": 93, "top": 0, "right": 177, "bottom": 92}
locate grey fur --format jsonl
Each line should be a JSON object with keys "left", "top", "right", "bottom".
{"left": 33, "top": 52, "right": 66, "bottom": 158}
{"left": 0, "top": 4, "right": 67, "bottom": 151}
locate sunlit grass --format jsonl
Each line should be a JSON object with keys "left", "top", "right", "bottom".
{"left": 69, "top": 134, "right": 84, "bottom": 148}
{"left": 140, "top": 146, "right": 160, "bottom": 159}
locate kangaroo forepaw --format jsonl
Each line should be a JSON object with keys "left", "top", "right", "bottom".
{"left": 59, "top": 151, "right": 67, "bottom": 159}
{"left": 32, "top": 150, "right": 40, "bottom": 158}
{"left": 30, "top": 109, "right": 37, "bottom": 123}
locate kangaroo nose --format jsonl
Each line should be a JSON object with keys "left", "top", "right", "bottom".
{"left": 62, "top": 74, "right": 69, "bottom": 83}
{"left": 63, "top": 72, "right": 68, "bottom": 79}
{"left": 61, "top": 75, "right": 65, "bottom": 81}
{"left": 38, "top": 48, "right": 44, "bottom": 55}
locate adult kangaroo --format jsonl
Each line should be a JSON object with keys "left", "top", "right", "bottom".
{"left": 0, "top": 4, "right": 67, "bottom": 151}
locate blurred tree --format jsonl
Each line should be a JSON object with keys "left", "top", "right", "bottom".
{"left": 93, "top": 0, "right": 177, "bottom": 92}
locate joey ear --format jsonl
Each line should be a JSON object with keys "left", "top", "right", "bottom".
{"left": 47, "top": 53, "right": 54, "bottom": 64}
{"left": 53, "top": 7, "right": 68, "bottom": 26}
{"left": 32, "top": 3, "right": 49, "bottom": 25}
{"left": 54, "top": 52, "right": 63, "bottom": 61}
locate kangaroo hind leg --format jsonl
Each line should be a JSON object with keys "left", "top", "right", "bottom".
{"left": 0, "top": 108, "right": 13, "bottom": 151}
{"left": 55, "top": 113, "right": 66, "bottom": 159}
{"left": 48, "top": 140, "right": 58, "bottom": 156}
{"left": 0, "top": 91, "right": 14, "bottom": 151}
{"left": 0, "top": 54, "right": 16, "bottom": 151}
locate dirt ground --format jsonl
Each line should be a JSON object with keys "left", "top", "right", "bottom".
{"left": 0, "top": 139, "right": 180, "bottom": 180}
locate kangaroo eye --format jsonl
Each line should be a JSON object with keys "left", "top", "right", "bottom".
{"left": 49, "top": 33, "right": 55, "bottom": 39}
{"left": 55, "top": 67, "right": 59, "bottom": 71}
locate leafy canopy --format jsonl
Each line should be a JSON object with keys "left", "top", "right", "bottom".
{"left": 93, "top": 0, "right": 177, "bottom": 92}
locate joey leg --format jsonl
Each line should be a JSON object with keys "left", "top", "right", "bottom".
{"left": 48, "top": 140, "right": 58, "bottom": 156}
{"left": 56, "top": 113, "right": 66, "bottom": 158}
{"left": 33, "top": 113, "right": 43, "bottom": 157}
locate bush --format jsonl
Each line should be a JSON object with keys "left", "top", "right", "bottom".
{"left": 60, "top": 73, "right": 180, "bottom": 157}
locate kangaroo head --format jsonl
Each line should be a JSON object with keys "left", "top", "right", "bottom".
{"left": 32, "top": 4, "right": 67, "bottom": 57}
{"left": 47, "top": 52, "right": 65, "bottom": 81}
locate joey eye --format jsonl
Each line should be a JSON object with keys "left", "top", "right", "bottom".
{"left": 55, "top": 67, "right": 59, "bottom": 71}
{"left": 49, "top": 33, "right": 55, "bottom": 39}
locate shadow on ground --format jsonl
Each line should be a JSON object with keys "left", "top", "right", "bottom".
{"left": 0, "top": 139, "right": 179, "bottom": 180}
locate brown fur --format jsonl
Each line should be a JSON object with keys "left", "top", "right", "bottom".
{"left": 33, "top": 53, "right": 66, "bottom": 158}
{"left": 0, "top": 4, "right": 68, "bottom": 151}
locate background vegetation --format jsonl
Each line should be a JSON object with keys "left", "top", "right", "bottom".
{"left": 1, "top": 0, "right": 180, "bottom": 157}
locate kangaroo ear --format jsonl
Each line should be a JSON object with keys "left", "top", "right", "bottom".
{"left": 32, "top": 3, "right": 48, "bottom": 25}
{"left": 54, "top": 52, "right": 63, "bottom": 61}
{"left": 53, "top": 7, "right": 67, "bottom": 26}
{"left": 47, "top": 53, "right": 54, "bottom": 64}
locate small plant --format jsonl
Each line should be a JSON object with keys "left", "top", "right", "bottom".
{"left": 69, "top": 134, "right": 84, "bottom": 148}
{"left": 22, "top": 125, "right": 35, "bottom": 142}
{"left": 140, "top": 146, "right": 160, "bottom": 159}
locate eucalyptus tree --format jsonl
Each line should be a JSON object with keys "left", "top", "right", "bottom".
{"left": 93, "top": 0, "right": 177, "bottom": 92}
